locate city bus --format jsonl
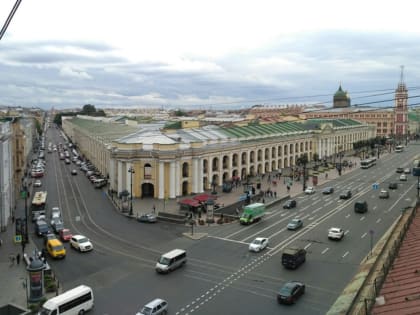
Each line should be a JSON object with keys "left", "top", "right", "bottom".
{"left": 395, "top": 145, "right": 404, "bottom": 153}
{"left": 31, "top": 191, "right": 47, "bottom": 221}
{"left": 39, "top": 285, "right": 94, "bottom": 315}
{"left": 360, "top": 158, "right": 377, "bottom": 169}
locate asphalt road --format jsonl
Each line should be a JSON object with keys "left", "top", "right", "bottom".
{"left": 29, "top": 126, "right": 420, "bottom": 315}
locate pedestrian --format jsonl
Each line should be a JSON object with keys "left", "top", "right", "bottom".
{"left": 16, "top": 253, "right": 20, "bottom": 265}
{"left": 152, "top": 205, "right": 156, "bottom": 213}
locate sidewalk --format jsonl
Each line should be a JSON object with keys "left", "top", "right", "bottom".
{"left": 0, "top": 170, "right": 59, "bottom": 313}
{"left": 124, "top": 155, "right": 363, "bottom": 218}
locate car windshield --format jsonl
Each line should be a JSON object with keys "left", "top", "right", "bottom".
{"left": 279, "top": 284, "right": 294, "bottom": 295}
{"left": 291, "top": 219, "right": 299, "bottom": 224}
{"left": 38, "top": 307, "right": 52, "bottom": 315}
{"left": 252, "top": 239, "right": 262, "bottom": 245}
{"left": 79, "top": 237, "right": 89, "bottom": 243}
{"left": 53, "top": 244, "right": 64, "bottom": 251}
{"left": 140, "top": 307, "right": 152, "bottom": 315}
{"left": 159, "top": 257, "right": 171, "bottom": 265}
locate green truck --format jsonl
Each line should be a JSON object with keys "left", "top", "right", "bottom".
{"left": 239, "top": 203, "right": 266, "bottom": 225}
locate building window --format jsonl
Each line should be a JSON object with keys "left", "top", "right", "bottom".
{"left": 144, "top": 163, "right": 152, "bottom": 179}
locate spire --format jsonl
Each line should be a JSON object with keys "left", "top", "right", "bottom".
{"left": 400, "top": 65, "right": 404, "bottom": 84}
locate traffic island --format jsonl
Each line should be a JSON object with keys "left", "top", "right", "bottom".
{"left": 182, "top": 232, "right": 208, "bottom": 240}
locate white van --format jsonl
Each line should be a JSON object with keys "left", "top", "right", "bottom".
{"left": 38, "top": 285, "right": 94, "bottom": 315}
{"left": 155, "top": 249, "right": 187, "bottom": 273}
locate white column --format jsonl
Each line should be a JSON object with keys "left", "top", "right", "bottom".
{"left": 109, "top": 158, "right": 115, "bottom": 190}
{"left": 192, "top": 158, "right": 199, "bottom": 193}
{"left": 198, "top": 158, "right": 204, "bottom": 193}
{"left": 169, "top": 161, "right": 176, "bottom": 198}
{"left": 175, "top": 160, "right": 181, "bottom": 196}
{"left": 117, "top": 161, "right": 123, "bottom": 193}
{"left": 126, "top": 162, "right": 132, "bottom": 194}
{"left": 159, "top": 161, "right": 165, "bottom": 199}
{"left": 218, "top": 154, "right": 223, "bottom": 186}
{"left": 246, "top": 149, "right": 251, "bottom": 175}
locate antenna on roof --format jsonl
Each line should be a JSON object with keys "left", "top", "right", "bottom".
{"left": 400, "top": 65, "right": 405, "bottom": 84}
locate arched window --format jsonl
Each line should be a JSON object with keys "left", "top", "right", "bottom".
{"left": 144, "top": 163, "right": 152, "bottom": 179}
{"left": 182, "top": 162, "right": 189, "bottom": 178}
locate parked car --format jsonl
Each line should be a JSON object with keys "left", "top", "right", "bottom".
{"left": 283, "top": 199, "right": 297, "bottom": 209}
{"left": 249, "top": 237, "right": 269, "bottom": 252}
{"left": 396, "top": 167, "right": 404, "bottom": 173}
{"left": 71, "top": 169, "right": 77, "bottom": 175}
{"left": 277, "top": 281, "right": 305, "bottom": 304}
{"left": 34, "top": 179, "right": 42, "bottom": 187}
{"left": 137, "top": 213, "right": 157, "bottom": 223}
{"left": 304, "top": 186, "right": 315, "bottom": 195}
{"left": 35, "top": 220, "right": 51, "bottom": 236}
{"left": 339, "top": 190, "right": 352, "bottom": 199}
{"left": 379, "top": 189, "right": 390, "bottom": 199}
{"left": 322, "top": 187, "right": 334, "bottom": 194}
{"left": 404, "top": 168, "right": 411, "bottom": 174}
{"left": 400, "top": 174, "right": 407, "bottom": 181}
{"left": 70, "top": 235, "right": 93, "bottom": 252}
{"left": 328, "top": 227, "right": 344, "bottom": 240}
{"left": 287, "top": 219, "right": 303, "bottom": 230}
{"left": 136, "top": 298, "right": 168, "bottom": 315}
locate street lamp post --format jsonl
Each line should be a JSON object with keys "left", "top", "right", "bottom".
{"left": 128, "top": 166, "right": 135, "bottom": 216}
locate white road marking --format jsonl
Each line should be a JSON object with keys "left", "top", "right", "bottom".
{"left": 342, "top": 251, "right": 350, "bottom": 258}
{"left": 361, "top": 232, "right": 367, "bottom": 238}
{"left": 304, "top": 243, "right": 312, "bottom": 249}
{"left": 373, "top": 206, "right": 377, "bottom": 210}
{"left": 207, "top": 236, "right": 249, "bottom": 245}
{"left": 345, "top": 214, "right": 350, "bottom": 218}
{"left": 344, "top": 230, "right": 350, "bottom": 235}
{"left": 376, "top": 218, "right": 382, "bottom": 223}
{"left": 360, "top": 216, "right": 365, "bottom": 221}
{"left": 322, "top": 248, "right": 329, "bottom": 254}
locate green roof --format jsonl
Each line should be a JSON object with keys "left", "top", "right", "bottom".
{"left": 67, "top": 117, "right": 138, "bottom": 140}
{"left": 221, "top": 121, "right": 308, "bottom": 138}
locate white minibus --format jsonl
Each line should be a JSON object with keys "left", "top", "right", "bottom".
{"left": 155, "top": 249, "right": 187, "bottom": 273}
{"left": 38, "top": 285, "right": 94, "bottom": 315}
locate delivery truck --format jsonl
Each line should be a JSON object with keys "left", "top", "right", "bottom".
{"left": 239, "top": 202, "right": 265, "bottom": 225}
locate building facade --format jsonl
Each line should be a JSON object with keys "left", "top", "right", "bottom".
{"left": 63, "top": 117, "right": 375, "bottom": 200}
{"left": 0, "top": 121, "right": 13, "bottom": 231}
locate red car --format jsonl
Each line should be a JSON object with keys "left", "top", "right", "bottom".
{"left": 59, "top": 229, "right": 72, "bottom": 242}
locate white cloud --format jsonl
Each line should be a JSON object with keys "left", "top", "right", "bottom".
{"left": 59, "top": 66, "right": 92, "bottom": 80}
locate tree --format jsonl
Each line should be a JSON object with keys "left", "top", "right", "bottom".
{"left": 81, "top": 104, "right": 96, "bottom": 115}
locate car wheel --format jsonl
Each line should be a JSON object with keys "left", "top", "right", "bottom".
{"left": 78, "top": 310, "right": 85, "bottom": 315}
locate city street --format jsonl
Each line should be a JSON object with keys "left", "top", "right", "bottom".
{"left": 30, "top": 126, "right": 420, "bottom": 315}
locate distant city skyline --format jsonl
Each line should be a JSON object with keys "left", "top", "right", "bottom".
{"left": 1, "top": 0, "right": 420, "bottom": 110}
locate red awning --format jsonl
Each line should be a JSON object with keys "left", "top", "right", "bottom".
{"left": 193, "top": 193, "right": 217, "bottom": 202}
{"left": 179, "top": 199, "right": 201, "bottom": 207}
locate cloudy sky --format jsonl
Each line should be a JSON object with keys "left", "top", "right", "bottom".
{"left": 1, "top": 0, "right": 420, "bottom": 110}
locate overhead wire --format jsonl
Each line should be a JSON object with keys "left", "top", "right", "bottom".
{"left": 0, "top": 0, "right": 22, "bottom": 41}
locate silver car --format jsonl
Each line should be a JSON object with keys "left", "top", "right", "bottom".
{"left": 136, "top": 298, "right": 168, "bottom": 315}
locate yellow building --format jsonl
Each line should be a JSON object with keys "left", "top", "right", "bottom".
{"left": 63, "top": 116, "right": 375, "bottom": 200}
